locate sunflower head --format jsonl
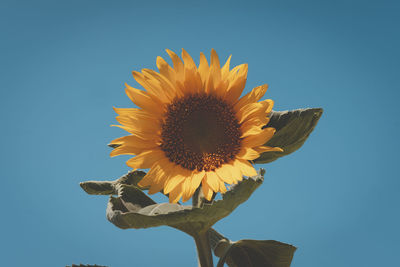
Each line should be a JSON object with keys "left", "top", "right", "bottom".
{"left": 110, "top": 49, "right": 282, "bottom": 203}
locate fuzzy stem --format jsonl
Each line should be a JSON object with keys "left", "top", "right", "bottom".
{"left": 193, "top": 231, "right": 214, "bottom": 267}
{"left": 192, "top": 187, "right": 214, "bottom": 266}
{"left": 192, "top": 186, "right": 204, "bottom": 208}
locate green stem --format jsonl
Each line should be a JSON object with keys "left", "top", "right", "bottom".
{"left": 193, "top": 231, "right": 214, "bottom": 267}
{"left": 192, "top": 186, "right": 203, "bottom": 208}
{"left": 192, "top": 188, "right": 213, "bottom": 266}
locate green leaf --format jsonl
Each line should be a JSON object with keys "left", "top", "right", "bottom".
{"left": 106, "top": 170, "right": 265, "bottom": 236}
{"left": 219, "top": 240, "right": 296, "bottom": 267}
{"left": 208, "top": 228, "right": 296, "bottom": 267}
{"left": 80, "top": 170, "right": 148, "bottom": 195}
{"left": 254, "top": 108, "right": 323, "bottom": 164}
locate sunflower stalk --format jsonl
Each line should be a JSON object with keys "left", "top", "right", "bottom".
{"left": 192, "top": 187, "right": 204, "bottom": 208}
{"left": 193, "top": 231, "right": 214, "bottom": 267}
{"left": 191, "top": 187, "right": 215, "bottom": 267}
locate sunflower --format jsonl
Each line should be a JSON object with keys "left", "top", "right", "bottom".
{"left": 110, "top": 49, "right": 282, "bottom": 203}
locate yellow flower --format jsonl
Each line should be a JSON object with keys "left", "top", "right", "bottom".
{"left": 110, "top": 49, "right": 282, "bottom": 203}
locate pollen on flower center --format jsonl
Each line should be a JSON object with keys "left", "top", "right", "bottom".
{"left": 160, "top": 94, "right": 242, "bottom": 171}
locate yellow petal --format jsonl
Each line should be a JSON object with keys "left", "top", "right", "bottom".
{"left": 234, "top": 84, "right": 268, "bottom": 112}
{"left": 168, "top": 180, "right": 184, "bottom": 203}
{"left": 234, "top": 159, "right": 257, "bottom": 177}
{"left": 205, "top": 70, "right": 215, "bottom": 94}
{"left": 189, "top": 170, "right": 205, "bottom": 198}
{"left": 210, "top": 48, "right": 221, "bottom": 86}
{"left": 156, "top": 56, "right": 177, "bottom": 84}
{"left": 181, "top": 48, "right": 197, "bottom": 69}
{"left": 224, "top": 64, "right": 248, "bottom": 104}
{"left": 223, "top": 163, "right": 242, "bottom": 183}
{"left": 221, "top": 55, "right": 232, "bottom": 80}
{"left": 217, "top": 178, "right": 227, "bottom": 193}
{"left": 132, "top": 71, "right": 169, "bottom": 103}
{"left": 150, "top": 159, "right": 178, "bottom": 190}
{"left": 148, "top": 176, "right": 167, "bottom": 194}
{"left": 113, "top": 108, "right": 162, "bottom": 128}
{"left": 181, "top": 178, "right": 193, "bottom": 202}
{"left": 115, "top": 115, "right": 159, "bottom": 133}
{"left": 111, "top": 124, "right": 160, "bottom": 140}
{"left": 141, "top": 69, "right": 177, "bottom": 100}
{"left": 109, "top": 134, "right": 158, "bottom": 147}
{"left": 217, "top": 77, "right": 230, "bottom": 95}
{"left": 175, "top": 79, "right": 190, "bottom": 95}
{"left": 114, "top": 110, "right": 158, "bottom": 124}
{"left": 166, "top": 49, "right": 184, "bottom": 81}
{"left": 242, "top": 127, "right": 276, "bottom": 147}
{"left": 146, "top": 160, "right": 172, "bottom": 194}
{"left": 264, "top": 99, "right": 274, "bottom": 114}
{"left": 240, "top": 123, "right": 264, "bottom": 138}
{"left": 126, "top": 149, "right": 165, "bottom": 169}
{"left": 181, "top": 49, "right": 202, "bottom": 94}
{"left": 205, "top": 172, "right": 220, "bottom": 192}
{"left": 198, "top": 52, "right": 209, "bottom": 89}
{"left": 236, "top": 102, "right": 264, "bottom": 124}
{"left": 215, "top": 165, "right": 235, "bottom": 184}
{"left": 110, "top": 144, "right": 145, "bottom": 157}
{"left": 163, "top": 165, "right": 191, "bottom": 194}
{"left": 113, "top": 107, "right": 140, "bottom": 116}
{"left": 125, "top": 84, "right": 164, "bottom": 114}
{"left": 202, "top": 181, "right": 214, "bottom": 201}
{"left": 164, "top": 174, "right": 185, "bottom": 195}
{"left": 138, "top": 162, "right": 162, "bottom": 188}
{"left": 254, "top": 146, "right": 283, "bottom": 153}
{"left": 111, "top": 120, "right": 160, "bottom": 137}
{"left": 236, "top": 98, "right": 273, "bottom": 124}
{"left": 183, "top": 67, "right": 202, "bottom": 95}
{"left": 236, "top": 147, "right": 261, "bottom": 161}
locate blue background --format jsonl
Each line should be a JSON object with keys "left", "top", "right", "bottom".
{"left": 1, "top": 0, "right": 399, "bottom": 266}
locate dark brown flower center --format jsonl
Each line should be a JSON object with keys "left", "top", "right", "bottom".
{"left": 160, "top": 94, "right": 242, "bottom": 171}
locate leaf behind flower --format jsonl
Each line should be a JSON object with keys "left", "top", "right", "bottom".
{"left": 106, "top": 171, "right": 265, "bottom": 235}
{"left": 255, "top": 108, "right": 323, "bottom": 164}
{"left": 208, "top": 228, "right": 296, "bottom": 267}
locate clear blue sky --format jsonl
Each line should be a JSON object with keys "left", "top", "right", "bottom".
{"left": 1, "top": 0, "right": 399, "bottom": 266}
